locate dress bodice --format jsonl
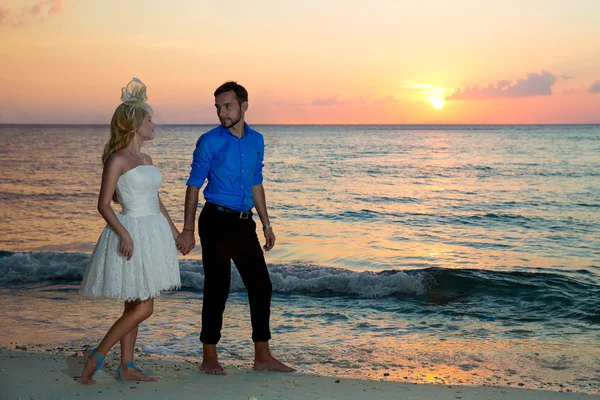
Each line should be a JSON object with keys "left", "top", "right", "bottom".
{"left": 116, "top": 165, "right": 161, "bottom": 217}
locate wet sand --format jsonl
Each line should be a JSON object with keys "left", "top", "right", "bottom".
{"left": 1, "top": 346, "right": 598, "bottom": 400}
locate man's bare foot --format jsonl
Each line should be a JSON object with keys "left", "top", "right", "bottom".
{"left": 118, "top": 364, "right": 157, "bottom": 382}
{"left": 81, "top": 349, "right": 99, "bottom": 384}
{"left": 200, "top": 358, "right": 227, "bottom": 375}
{"left": 253, "top": 355, "right": 296, "bottom": 372}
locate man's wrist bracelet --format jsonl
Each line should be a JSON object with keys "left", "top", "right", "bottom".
{"left": 183, "top": 227, "right": 194, "bottom": 232}
{"left": 262, "top": 224, "right": 272, "bottom": 231}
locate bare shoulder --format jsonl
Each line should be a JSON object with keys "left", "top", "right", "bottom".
{"left": 144, "top": 153, "right": 154, "bottom": 165}
{"left": 104, "top": 150, "right": 129, "bottom": 175}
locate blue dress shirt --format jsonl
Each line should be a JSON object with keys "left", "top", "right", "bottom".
{"left": 186, "top": 123, "right": 264, "bottom": 212}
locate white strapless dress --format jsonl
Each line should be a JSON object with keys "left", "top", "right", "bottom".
{"left": 80, "top": 165, "right": 180, "bottom": 301}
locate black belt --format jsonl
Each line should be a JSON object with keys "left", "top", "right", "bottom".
{"left": 205, "top": 202, "right": 252, "bottom": 219}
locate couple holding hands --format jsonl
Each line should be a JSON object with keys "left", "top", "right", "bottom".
{"left": 79, "top": 78, "right": 294, "bottom": 384}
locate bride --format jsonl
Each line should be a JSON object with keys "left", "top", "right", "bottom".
{"left": 79, "top": 78, "right": 180, "bottom": 384}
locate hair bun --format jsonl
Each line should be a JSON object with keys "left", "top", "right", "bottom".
{"left": 120, "top": 78, "right": 152, "bottom": 119}
{"left": 121, "top": 78, "right": 148, "bottom": 105}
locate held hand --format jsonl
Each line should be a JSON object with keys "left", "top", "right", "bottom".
{"left": 263, "top": 227, "right": 276, "bottom": 251}
{"left": 171, "top": 228, "right": 180, "bottom": 241}
{"left": 176, "top": 230, "right": 196, "bottom": 255}
{"left": 120, "top": 233, "right": 134, "bottom": 260}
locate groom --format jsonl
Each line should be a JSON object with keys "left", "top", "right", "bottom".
{"left": 176, "top": 81, "right": 294, "bottom": 375}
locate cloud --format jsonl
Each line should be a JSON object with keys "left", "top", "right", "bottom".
{"left": 447, "top": 71, "right": 558, "bottom": 101}
{"left": 397, "top": 82, "right": 449, "bottom": 104}
{"left": 273, "top": 94, "right": 397, "bottom": 108}
{"left": 589, "top": 80, "right": 600, "bottom": 94}
{"left": 0, "top": 6, "right": 9, "bottom": 24}
{"left": 312, "top": 95, "right": 343, "bottom": 106}
{"left": 273, "top": 100, "right": 307, "bottom": 107}
{"left": 0, "top": 0, "right": 64, "bottom": 27}
{"left": 559, "top": 74, "right": 574, "bottom": 81}
{"left": 310, "top": 94, "right": 395, "bottom": 107}
{"left": 48, "top": 0, "right": 63, "bottom": 14}
{"left": 372, "top": 95, "right": 396, "bottom": 104}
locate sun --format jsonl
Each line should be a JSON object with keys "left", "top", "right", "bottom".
{"left": 430, "top": 98, "right": 445, "bottom": 110}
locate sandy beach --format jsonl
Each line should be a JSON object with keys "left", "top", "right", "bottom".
{"left": 1, "top": 347, "right": 598, "bottom": 400}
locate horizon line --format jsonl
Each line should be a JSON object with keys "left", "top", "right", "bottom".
{"left": 1, "top": 123, "right": 599, "bottom": 127}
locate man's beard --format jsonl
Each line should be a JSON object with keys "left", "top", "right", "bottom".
{"left": 220, "top": 114, "right": 242, "bottom": 128}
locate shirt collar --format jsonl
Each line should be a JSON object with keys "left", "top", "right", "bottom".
{"left": 219, "top": 122, "right": 254, "bottom": 138}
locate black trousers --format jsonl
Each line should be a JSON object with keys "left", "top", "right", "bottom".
{"left": 198, "top": 203, "right": 273, "bottom": 344}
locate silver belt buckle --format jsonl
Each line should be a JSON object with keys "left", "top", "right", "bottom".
{"left": 239, "top": 211, "right": 250, "bottom": 219}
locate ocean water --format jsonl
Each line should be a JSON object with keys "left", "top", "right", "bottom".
{"left": 1, "top": 124, "right": 599, "bottom": 393}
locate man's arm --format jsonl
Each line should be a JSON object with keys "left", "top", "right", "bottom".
{"left": 176, "top": 185, "right": 200, "bottom": 255}
{"left": 176, "top": 134, "right": 212, "bottom": 255}
{"left": 252, "top": 183, "right": 275, "bottom": 251}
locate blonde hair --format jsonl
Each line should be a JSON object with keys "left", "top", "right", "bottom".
{"left": 101, "top": 104, "right": 148, "bottom": 202}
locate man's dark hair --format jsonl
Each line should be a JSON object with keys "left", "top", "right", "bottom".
{"left": 214, "top": 81, "right": 248, "bottom": 105}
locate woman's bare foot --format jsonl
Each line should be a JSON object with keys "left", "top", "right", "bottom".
{"left": 118, "top": 364, "right": 157, "bottom": 382}
{"left": 81, "top": 349, "right": 99, "bottom": 384}
{"left": 200, "top": 357, "right": 227, "bottom": 375}
{"left": 253, "top": 354, "right": 296, "bottom": 372}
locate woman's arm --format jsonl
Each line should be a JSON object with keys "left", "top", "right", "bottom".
{"left": 97, "top": 154, "right": 133, "bottom": 259}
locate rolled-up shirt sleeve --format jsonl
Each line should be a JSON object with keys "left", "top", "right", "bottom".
{"left": 252, "top": 136, "right": 264, "bottom": 186}
{"left": 186, "top": 135, "right": 211, "bottom": 188}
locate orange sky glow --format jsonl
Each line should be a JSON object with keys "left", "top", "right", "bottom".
{"left": 1, "top": 0, "right": 599, "bottom": 124}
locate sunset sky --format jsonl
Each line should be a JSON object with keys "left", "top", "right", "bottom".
{"left": 1, "top": 0, "right": 599, "bottom": 124}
